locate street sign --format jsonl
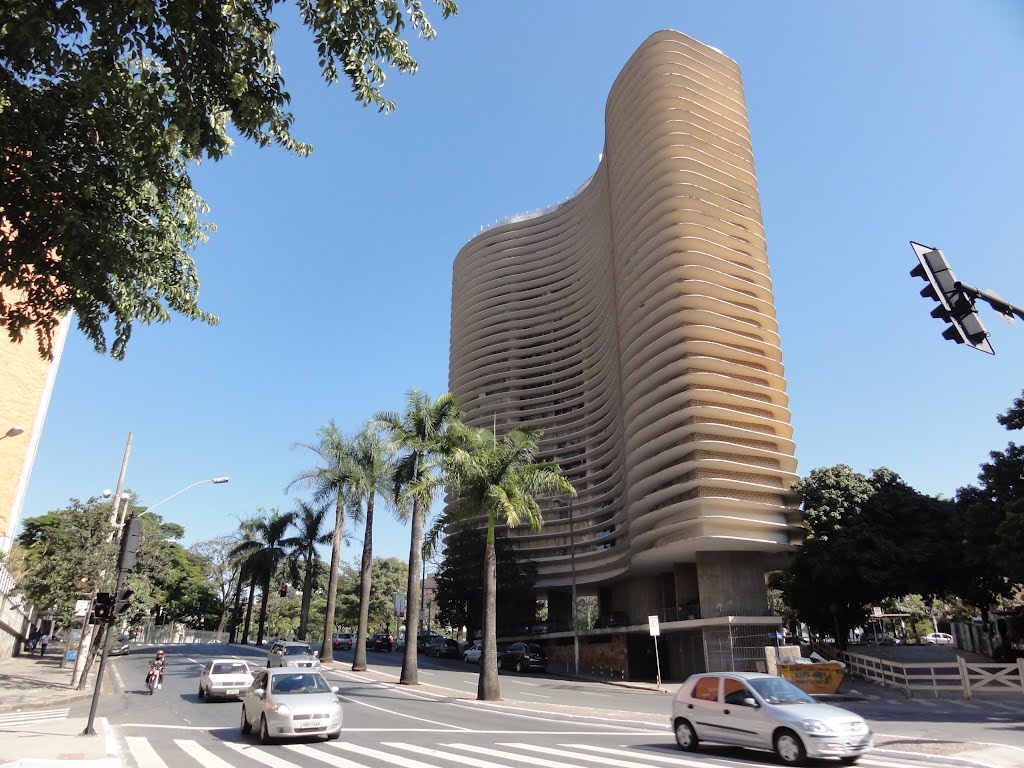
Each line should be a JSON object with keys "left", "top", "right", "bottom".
{"left": 648, "top": 615, "right": 660, "bottom": 637}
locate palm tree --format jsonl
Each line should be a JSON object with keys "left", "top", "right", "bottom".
{"left": 376, "top": 389, "right": 462, "bottom": 685}
{"left": 439, "top": 425, "right": 574, "bottom": 701}
{"left": 231, "top": 514, "right": 264, "bottom": 645}
{"left": 289, "top": 421, "right": 356, "bottom": 663}
{"left": 284, "top": 500, "right": 331, "bottom": 640}
{"left": 348, "top": 424, "right": 395, "bottom": 672}
{"left": 230, "top": 509, "right": 296, "bottom": 646}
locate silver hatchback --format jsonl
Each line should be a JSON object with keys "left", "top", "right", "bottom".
{"left": 672, "top": 672, "right": 872, "bottom": 765}
{"left": 241, "top": 669, "right": 342, "bottom": 744}
{"left": 267, "top": 641, "right": 321, "bottom": 670}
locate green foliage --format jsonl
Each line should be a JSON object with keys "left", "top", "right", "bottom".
{"left": 16, "top": 498, "right": 117, "bottom": 626}
{"left": 956, "top": 389, "right": 1024, "bottom": 603}
{"left": 433, "top": 528, "right": 538, "bottom": 635}
{"left": 781, "top": 465, "right": 961, "bottom": 645}
{"left": 1, "top": 0, "right": 457, "bottom": 359}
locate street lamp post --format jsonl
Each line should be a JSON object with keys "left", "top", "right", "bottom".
{"left": 1, "top": 425, "right": 25, "bottom": 440}
{"left": 82, "top": 475, "right": 229, "bottom": 736}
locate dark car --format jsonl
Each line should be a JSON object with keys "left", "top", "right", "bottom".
{"left": 367, "top": 632, "right": 392, "bottom": 652}
{"left": 497, "top": 642, "right": 547, "bottom": 673}
{"left": 428, "top": 638, "right": 460, "bottom": 658}
{"left": 108, "top": 634, "right": 131, "bottom": 657}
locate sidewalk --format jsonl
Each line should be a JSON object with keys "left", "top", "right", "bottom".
{"left": 0, "top": 651, "right": 118, "bottom": 767}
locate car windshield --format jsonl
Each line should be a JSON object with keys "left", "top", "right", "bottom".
{"left": 749, "top": 677, "right": 815, "bottom": 704}
{"left": 526, "top": 644, "right": 542, "bottom": 654}
{"left": 270, "top": 673, "right": 330, "bottom": 694}
{"left": 212, "top": 662, "right": 248, "bottom": 675}
{"left": 284, "top": 645, "right": 312, "bottom": 656}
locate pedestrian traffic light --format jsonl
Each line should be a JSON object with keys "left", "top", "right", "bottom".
{"left": 910, "top": 242, "right": 994, "bottom": 354}
{"left": 279, "top": 584, "right": 288, "bottom": 597}
{"left": 114, "top": 588, "right": 133, "bottom": 615}
{"left": 94, "top": 592, "right": 112, "bottom": 621}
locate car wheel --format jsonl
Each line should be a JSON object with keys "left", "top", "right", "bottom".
{"left": 514, "top": 660, "right": 524, "bottom": 673}
{"left": 259, "top": 716, "right": 273, "bottom": 745}
{"left": 674, "top": 718, "right": 698, "bottom": 752}
{"left": 240, "top": 707, "right": 252, "bottom": 735}
{"left": 774, "top": 729, "right": 807, "bottom": 766}
{"left": 198, "top": 685, "right": 205, "bottom": 700}
{"left": 463, "top": 654, "right": 469, "bottom": 663}
{"left": 839, "top": 758, "right": 860, "bottom": 766}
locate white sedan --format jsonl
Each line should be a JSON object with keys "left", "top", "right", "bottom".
{"left": 199, "top": 659, "right": 255, "bottom": 701}
{"left": 922, "top": 632, "right": 954, "bottom": 645}
{"left": 463, "top": 643, "right": 482, "bottom": 663}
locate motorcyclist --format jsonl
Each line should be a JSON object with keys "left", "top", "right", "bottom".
{"left": 147, "top": 649, "right": 166, "bottom": 690}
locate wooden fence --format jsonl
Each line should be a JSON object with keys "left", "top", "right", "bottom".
{"left": 838, "top": 648, "right": 1024, "bottom": 699}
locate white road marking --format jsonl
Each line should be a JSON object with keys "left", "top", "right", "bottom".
{"left": 446, "top": 742, "right": 583, "bottom": 768}
{"left": 223, "top": 741, "right": 304, "bottom": 768}
{"left": 123, "top": 735, "right": 169, "bottom": 768}
{"left": 509, "top": 742, "right": 667, "bottom": 767}
{"left": 335, "top": 741, "right": 448, "bottom": 768}
{"left": 388, "top": 741, "right": 524, "bottom": 768}
{"left": 175, "top": 739, "right": 237, "bottom": 768}
{"left": 282, "top": 742, "right": 363, "bottom": 768}
{"left": 336, "top": 693, "right": 470, "bottom": 730}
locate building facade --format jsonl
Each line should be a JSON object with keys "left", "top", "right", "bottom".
{"left": 449, "top": 30, "right": 802, "bottom": 676}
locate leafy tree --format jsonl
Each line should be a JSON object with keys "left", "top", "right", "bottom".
{"left": 956, "top": 389, "right": 1024, "bottom": 604}
{"left": 439, "top": 425, "right": 574, "bottom": 701}
{"left": 283, "top": 500, "right": 331, "bottom": 639}
{"left": 289, "top": 420, "right": 357, "bottom": 662}
{"left": 433, "top": 527, "right": 538, "bottom": 638}
{"left": 376, "top": 389, "right": 462, "bottom": 685}
{"left": 188, "top": 535, "right": 239, "bottom": 632}
{"left": 347, "top": 424, "right": 395, "bottom": 672}
{"left": 781, "top": 465, "right": 960, "bottom": 647}
{"left": 1, "top": 0, "right": 458, "bottom": 359}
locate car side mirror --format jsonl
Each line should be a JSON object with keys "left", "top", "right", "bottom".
{"left": 331, "top": 686, "right": 339, "bottom": 693}
{"left": 274, "top": 649, "right": 283, "bottom": 655}
{"left": 742, "top": 696, "right": 759, "bottom": 708}
{"left": 255, "top": 689, "right": 265, "bottom": 698}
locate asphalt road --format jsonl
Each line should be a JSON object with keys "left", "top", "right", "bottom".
{"left": 68, "top": 642, "right": 1008, "bottom": 768}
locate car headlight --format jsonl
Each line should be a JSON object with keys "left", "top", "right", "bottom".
{"left": 270, "top": 702, "right": 292, "bottom": 716}
{"left": 799, "top": 719, "right": 830, "bottom": 734}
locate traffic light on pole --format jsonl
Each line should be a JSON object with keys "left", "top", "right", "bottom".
{"left": 114, "top": 588, "right": 133, "bottom": 615}
{"left": 279, "top": 584, "right": 288, "bottom": 598}
{"left": 94, "top": 592, "right": 112, "bottom": 621}
{"left": 119, "top": 515, "right": 144, "bottom": 572}
{"left": 910, "top": 242, "right": 994, "bottom": 354}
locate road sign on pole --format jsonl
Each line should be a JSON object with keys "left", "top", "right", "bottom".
{"left": 648, "top": 615, "right": 662, "bottom": 690}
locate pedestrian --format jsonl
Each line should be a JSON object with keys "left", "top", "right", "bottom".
{"left": 27, "top": 627, "right": 39, "bottom": 652}
{"left": 38, "top": 632, "right": 50, "bottom": 657}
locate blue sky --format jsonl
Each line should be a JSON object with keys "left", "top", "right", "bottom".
{"left": 19, "top": 1, "right": 1024, "bottom": 564}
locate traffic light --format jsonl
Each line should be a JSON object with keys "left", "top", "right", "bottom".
{"left": 910, "top": 242, "right": 994, "bottom": 354}
{"left": 94, "top": 592, "right": 112, "bottom": 621}
{"left": 118, "top": 515, "right": 144, "bottom": 571}
{"left": 279, "top": 584, "right": 288, "bottom": 598}
{"left": 114, "top": 588, "right": 133, "bottom": 615}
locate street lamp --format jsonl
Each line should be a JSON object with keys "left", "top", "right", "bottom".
{"left": 1, "top": 425, "right": 25, "bottom": 440}
{"left": 139, "top": 476, "right": 230, "bottom": 518}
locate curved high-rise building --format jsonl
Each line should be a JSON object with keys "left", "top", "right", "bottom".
{"left": 449, "top": 30, "right": 802, "bottom": 674}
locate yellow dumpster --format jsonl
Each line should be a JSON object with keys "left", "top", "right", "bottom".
{"left": 777, "top": 662, "right": 845, "bottom": 694}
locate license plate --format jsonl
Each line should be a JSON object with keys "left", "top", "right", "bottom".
{"left": 226, "top": 689, "right": 239, "bottom": 695}
{"left": 306, "top": 721, "right": 322, "bottom": 728}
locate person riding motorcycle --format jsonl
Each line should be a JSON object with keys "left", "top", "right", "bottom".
{"left": 147, "top": 649, "right": 166, "bottom": 690}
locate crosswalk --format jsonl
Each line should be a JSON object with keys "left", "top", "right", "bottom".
{"left": 121, "top": 734, "right": 956, "bottom": 768}
{"left": 0, "top": 706, "right": 70, "bottom": 729}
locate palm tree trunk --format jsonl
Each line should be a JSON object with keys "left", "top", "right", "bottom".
{"left": 256, "top": 572, "right": 271, "bottom": 646}
{"left": 299, "top": 551, "right": 314, "bottom": 640}
{"left": 242, "top": 577, "right": 257, "bottom": 644}
{"left": 400, "top": 496, "right": 423, "bottom": 686}
{"left": 478, "top": 517, "right": 500, "bottom": 700}
{"left": 228, "top": 574, "right": 244, "bottom": 644}
{"left": 319, "top": 494, "right": 345, "bottom": 663}
{"left": 352, "top": 496, "right": 376, "bottom": 672}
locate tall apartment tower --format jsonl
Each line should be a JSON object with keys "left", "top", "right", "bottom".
{"left": 449, "top": 30, "right": 802, "bottom": 675}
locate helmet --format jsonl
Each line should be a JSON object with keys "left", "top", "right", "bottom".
{"left": 155, "top": 650, "right": 164, "bottom": 658}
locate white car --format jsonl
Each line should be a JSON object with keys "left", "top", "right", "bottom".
{"left": 241, "top": 668, "right": 342, "bottom": 744}
{"left": 672, "top": 672, "right": 872, "bottom": 764}
{"left": 922, "top": 632, "right": 954, "bottom": 645}
{"left": 463, "top": 643, "right": 482, "bottom": 664}
{"left": 199, "top": 659, "right": 254, "bottom": 701}
{"left": 267, "top": 641, "right": 321, "bottom": 670}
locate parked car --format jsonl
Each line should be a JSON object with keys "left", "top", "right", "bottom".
{"left": 332, "top": 632, "right": 353, "bottom": 650}
{"left": 241, "top": 668, "right": 342, "bottom": 744}
{"left": 367, "top": 633, "right": 392, "bottom": 652}
{"left": 861, "top": 631, "right": 899, "bottom": 646}
{"left": 672, "top": 672, "right": 872, "bottom": 764}
{"left": 428, "top": 638, "right": 460, "bottom": 658}
{"left": 497, "top": 642, "right": 547, "bottom": 673}
{"left": 267, "top": 641, "right": 321, "bottom": 670}
{"left": 417, "top": 630, "right": 443, "bottom": 651}
{"left": 921, "top": 632, "right": 954, "bottom": 645}
{"left": 463, "top": 643, "right": 482, "bottom": 664}
{"left": 108, "top": 634, "right": 131, "bottom": 657}
{"left": 199, "top": 659, "right": 254, "bottom": 701}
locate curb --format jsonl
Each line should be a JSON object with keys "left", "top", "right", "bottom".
{"left": 873, "top": 748, "right": 997, "bottom": 768}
